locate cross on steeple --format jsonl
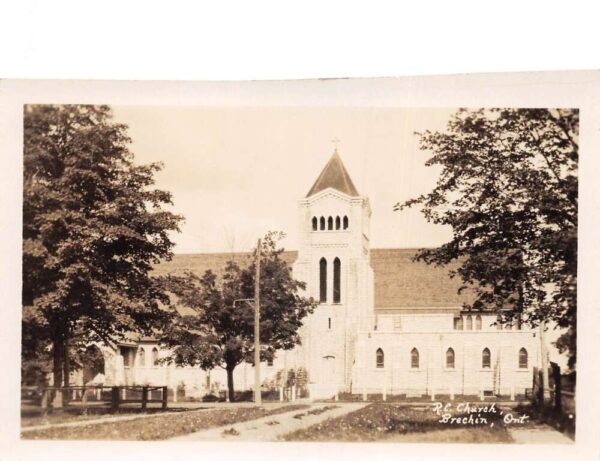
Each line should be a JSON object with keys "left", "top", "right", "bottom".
{"left": 331, "top": 137, "right": 340, "bottom": 153}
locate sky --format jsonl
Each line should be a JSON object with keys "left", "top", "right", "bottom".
{"left": 111, "top": 106, "right": 457, "bottom": 254}
{"left": 109, "top": 105, "right": 569, "bottom": 367}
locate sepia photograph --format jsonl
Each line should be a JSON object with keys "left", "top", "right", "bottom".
{"left": 17, "top": 100, "right": 577, "bottom": 444}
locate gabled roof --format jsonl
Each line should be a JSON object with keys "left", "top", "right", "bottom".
{"left": 369, "top": 248, "right": 476, "bottom": 311}
{"left": 153, "top": 249, "right": 478, "bottom": 314}
{"left": 306, "top": 151, "right": 359, "bottom": 198}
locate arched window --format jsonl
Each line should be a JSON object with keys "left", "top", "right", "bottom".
{"left": 327, "top": 216, "right": 333, "bottom": 230}
{"left": 411, "top": 348, "right": 419, "bottom": 368}
{"left": 343, "top": 216, "right": 349, "bottom": 230}
{"left": 376, "top": 348, "right": 384, "bottom": 368}
{"left": 152, "top": 347, "right": 159, "bottom": 367}
{"left": 320, "top": 217, "right": 325, "bottom": 230}
{"left": 446, "top": 348, "right": 455, "bottom": 368}
{"left": 454, "top": 316, "right": 463, "bottom": 330}
{"left": 137, "top": 347, "right": 146, "bottom": 367}
{"left": 120, "top": 347, "right": 133, "bottom": 367}
{"left": 518, "top": 348, "right": 528, "bottom": 369}
{"left": 466, "top": 315, "right": 473, "bottom": 330}
{"left": 475, "top": 315, "right": 482, "bottom": 330}
{"left": 312, "top": 217, "right": 318, "bottom": 231}
{"left": 333, "top": 257, "right": 341, "bottom": 303}
{"left": 319, "top": 257, "right": 327, "bottom": 303}
{"left": 335, "top": 216, "right": 341, "bottom": 230}
{"left": 127, "top": 348, "right": 135, "bottom": 367}
{"left": 482, "top": 348, "right": 491, "bottom": 368}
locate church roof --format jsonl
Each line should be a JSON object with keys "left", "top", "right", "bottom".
{"left": 153, "top": 249, "right": 477, "bottom": 314}
{"left": 370, "top": 248, "right": 476, "bottom": 312}
{"left": 306, "top": 151, "right": 359, "bottom": 198}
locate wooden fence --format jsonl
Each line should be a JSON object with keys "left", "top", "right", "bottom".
{"left": 38, "top": 385, "right": 168, "bottom": 416}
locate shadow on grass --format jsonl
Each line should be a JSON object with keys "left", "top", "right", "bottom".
{"left": 513, "top": 402, "right": 575, "bottom": 440}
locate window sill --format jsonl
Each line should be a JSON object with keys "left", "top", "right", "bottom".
{"left": 310, "top": 230, "right": 349, "bottom": 233}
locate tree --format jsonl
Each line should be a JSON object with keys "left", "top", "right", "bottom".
{"left": 162, "top": 232, "right": 316, "bottom": 401}
{"left": 23, "top": 105, "right": 183, "bottom": 387}
{"left": 396, "top": 108, "right": 578, "bottom": 368}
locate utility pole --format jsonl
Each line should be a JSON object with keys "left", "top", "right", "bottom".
{"left": 254, "top": 238, "right": 262, "bottom": 406}
{"left": 540, "top": 320, "right": 550, "bottom": 404}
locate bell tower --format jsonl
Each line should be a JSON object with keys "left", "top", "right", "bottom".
{"left": 293, "top": 148, "right": 374, "bottom": 397}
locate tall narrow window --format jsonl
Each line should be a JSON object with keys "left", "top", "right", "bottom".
{"left": 328, "top": 317, "right": 331, "bottom": 330}
{"left": 411, "top": 348, "right": 419, "bottom": 368}
{"left": 482, "top": 348, "right": 491, "bottom": 368}
{"left": 152, "top": 347, "right": 159, "bottom": 367}
{"left": 518, "top": 348, "right": 528, "bottom": 369}
{"left": 312, "top": 217, "right": 318, "bottom": 231}
{"left": 319, "top": 257, "right": 327, "bottom": 303}
{"left": 333, "top": 257, "right": 341, "bottom": 303}
{"left": 327, "top": 216, "right": 333, "bottom": 230}
{"left": 475, "top": 315, "right": 482, "bottom": 330}
{"left": 137, "top": 347, "right": 145, "bottom": 367}
{"left": 446, "top": 348, "right": 455, "bottom": 368}
{"left": 466, "top": 315, "right": 473, "bottom": 330}
{"left": 320, "top": 217, "right": 325, "bottom": 230}
{"left": 335, "top": 216, "right": 341, "bottom": 230}
{"left": 496, "top": 315, "right": 503, "bottom": 331}
{"left": 454, "top": 316, "right": 463, "bottom": 330}
{"left": 343, "top": 216, "right": 349, "bottom": 229}
{"left": 121, "top": 347, "right": 133, "bottom": 367}
{"left": 376, "top": 348, "right": 384, "bottom": 368}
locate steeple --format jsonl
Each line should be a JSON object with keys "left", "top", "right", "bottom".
{"left": 306, "top": 150, "right": 359, "bottom": 198}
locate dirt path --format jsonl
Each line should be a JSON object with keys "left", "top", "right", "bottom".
{"left": 169, "top": 403, "right": 367, "bottom": 441}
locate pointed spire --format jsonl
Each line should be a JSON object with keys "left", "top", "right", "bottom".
{"left": 306, "top": 147, "right": 359, "bottom": 198}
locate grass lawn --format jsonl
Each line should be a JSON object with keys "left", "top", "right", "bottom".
{"left": 22, "top": 404, "right": 309, "bottom": 440}
{"left": 282, "top": 403, "right": 513, "bottom": 443}
{"left": 513, "top": 403, "right": 575, "bottom": 440}
{"left": 21, "top": 404, "right": 197, "bottom": 428}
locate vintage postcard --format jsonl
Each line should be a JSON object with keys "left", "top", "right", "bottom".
{"left": 1, "top": 72, "right": 598, "bottom": 460}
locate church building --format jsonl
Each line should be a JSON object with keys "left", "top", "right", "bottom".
{"left": 83, "top": 150, "right": 541, "bottom": 400}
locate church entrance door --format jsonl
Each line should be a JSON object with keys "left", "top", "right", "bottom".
{"left": 314, "top": 355, "right": 337, "bottom": 399}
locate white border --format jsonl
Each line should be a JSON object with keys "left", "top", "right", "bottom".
{"left": 1, "top": 72, "right": 599, "bottom": 460}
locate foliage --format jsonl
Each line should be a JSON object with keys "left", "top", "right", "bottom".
{"left": 295, "top": 367, "right": 309, "bottom": 388}
{"left": 22, "top": 105, "right": 183, "bottom": 385}
{"left": 161, "top": 231, "right": 316, "bottom": 400}
{"left": 396, "top": 108, "right": 578, "bottom": 367}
